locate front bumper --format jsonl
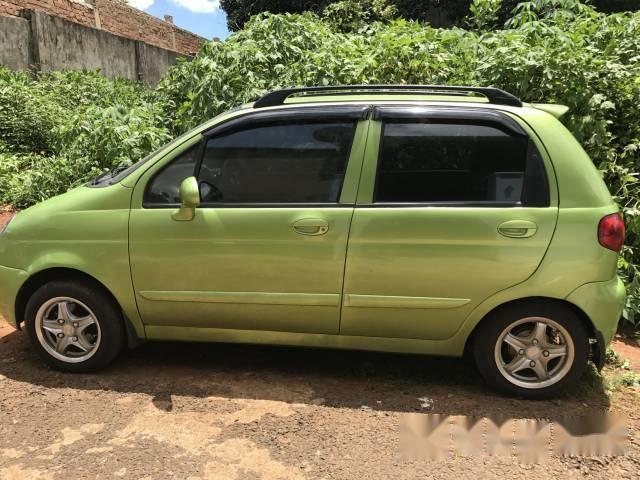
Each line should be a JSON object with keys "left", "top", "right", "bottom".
{"left": 0, "top": 264, "right": 28, "bottom": 328}
{"left": 566, "top": 275, "right": 626, "bottom": 349}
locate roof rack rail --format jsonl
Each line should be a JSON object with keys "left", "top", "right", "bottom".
{"left": 253, "top": 85, "right": 523, "bottom": 108}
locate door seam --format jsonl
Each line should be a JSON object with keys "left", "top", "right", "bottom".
{"left": 338, "top": 117, "right": 372, "bottom": 334}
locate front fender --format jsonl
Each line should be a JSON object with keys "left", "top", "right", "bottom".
{"left": 0, "top": 264, "right": 28, "bottom": 328}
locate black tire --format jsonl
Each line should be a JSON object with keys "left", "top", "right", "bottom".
{"left": 473, "top": 300, "right": 589, "bottom": 399}
{"left": 25, "top": 280, "right": 125, "bottom": 372}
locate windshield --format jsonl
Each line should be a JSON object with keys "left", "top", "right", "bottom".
{"left": 88, "top": 150, "right": 159, "bottom": 187}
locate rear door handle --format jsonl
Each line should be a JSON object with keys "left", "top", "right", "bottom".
{"left": 292, "top": 218, "right": 329, "bottom": 236}
{"left": 498, "top": 220, "right": 538, "bottom": 238}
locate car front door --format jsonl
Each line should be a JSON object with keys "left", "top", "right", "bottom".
{"left": 341, "top": 106, "right": 559, "bottom": 340}
{"left": 129, "top": 106, "right": 369, "bottom": 334}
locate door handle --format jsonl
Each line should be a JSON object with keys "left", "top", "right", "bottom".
{"left": 292, "top": 218, "right": 329, "bottom": 236}
{"left": 498, "top": 220, "right": 538, "bottom": 238}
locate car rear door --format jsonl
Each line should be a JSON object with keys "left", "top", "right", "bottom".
{"left": 129, "top": 106, "right": 369, "bottom": 335}
{"left": 341, "top": 106, "right": 559, "bottom": 340}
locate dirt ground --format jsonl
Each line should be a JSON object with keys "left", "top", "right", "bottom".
{"left": 1, "top": 317, "right": 640, "bottom": 480}
{"left": 0, "top": 206, "right": 13, "bottom": 230}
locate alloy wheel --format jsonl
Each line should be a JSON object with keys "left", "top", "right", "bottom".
{"left": 494, "top": 316, "right": 574, "bottom": 390}
{"left": 34, "top": 297, "right": 102, "bottom": 363}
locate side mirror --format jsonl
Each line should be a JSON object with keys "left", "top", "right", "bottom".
{"left": 172, "top": 176, "right": 200, "bottom": 221}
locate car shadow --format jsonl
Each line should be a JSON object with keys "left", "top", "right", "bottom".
{"left": 0, "top": 326, "right": 611, "bottom": 418}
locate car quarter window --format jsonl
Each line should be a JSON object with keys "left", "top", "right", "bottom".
{"left": 198, "top": 120, "right": 357, "bottom": 204}
{"left": 374, "top": 120, "right": 549, "bottom": 206}
{"left": 144, "top": 145, "right": 199, "bottom": 205}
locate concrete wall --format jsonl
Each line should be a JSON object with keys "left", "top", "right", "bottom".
{"left": 32, "top": 11, "right": 138, "bottom": 80}
{"left": 135, "top": 41, "right": 181, "bottom": 86}
{"left": 0, "top": 15, "right": 29, "bottom": 70}
{"left": 0, "top": 10, "right": 192, "bottom": 85}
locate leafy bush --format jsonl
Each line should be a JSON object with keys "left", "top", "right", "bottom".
{"left": 0, "top": 101, "right": 169, "bottom": 208}
{"left": 156, "top": 14, "right": 334, "bottom": 134}
{"left": 323, "top": 0, "right": 397, "bottom": 32}
{"left": 0, "top": 153, "right": 80, "bottom": 208}
{"left": 0, "top": 68, "right": 162, "bottom": 204}
{"left": 219, "top": 0, "right": 640, "bottom": 30}
{"left": 0, "top": 68, "right": 62, "bottom": 154}
{"left": 40, "top": 70, "right": 152, "bottom": 113}
{"left": 0, "top": 68, "right": 154, "bottom": 155}
{"left": 467, "top": 0, "right": 503, "bottom": 31}
{"left": 56, "top": 104, "right": 170, "bottom": 170}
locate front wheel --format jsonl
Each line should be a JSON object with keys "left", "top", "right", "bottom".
{"left": 473, "top": 301, "right": 589, "bottom": 399}
{"left": 25, "top": 280, "right": 125, "bottom": 372}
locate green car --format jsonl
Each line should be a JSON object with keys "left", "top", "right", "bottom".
{"left": 0, "top": 85, "right": 626, "bottom": 398}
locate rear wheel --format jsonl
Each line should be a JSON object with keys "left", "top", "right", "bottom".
{"left": 25, "top": 281, "right": 124, "bottom": 372}
{"left": 473, "top": 301, "right": 589, "bottom": 399}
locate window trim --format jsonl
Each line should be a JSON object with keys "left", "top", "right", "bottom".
{"left": 372, "top": 106, "right": 527, "bottom": 137}
{"left": 202, "top": 105, "right": 370, "bottom": 138}
{"left": 145, "top": 202, "right": 357, "bottom": 209}
{"left": 371, "top": 108, "right": 549, "bottom": 207}
{"left": 356, "top": 201, "right": 523, "bottom": 208}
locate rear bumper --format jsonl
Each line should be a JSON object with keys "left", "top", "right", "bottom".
{"left": 566, "top": 275, "right": 626, "bottom": 349}
{"left": 0, "top": 264, "right": 28, "bottom": 328}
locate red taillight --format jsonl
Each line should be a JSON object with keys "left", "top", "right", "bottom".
{"left": 598, "top": 213, "right": 625, "bottom": 252}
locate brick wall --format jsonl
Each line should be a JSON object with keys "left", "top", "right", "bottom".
{"left": 0, "top": 1, "right": 23, "bottom": 17}
{"left": 0, "top": 0, "right": 205, "bottom": 55}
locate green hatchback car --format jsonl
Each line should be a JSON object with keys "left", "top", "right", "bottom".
{"left": 0, "top": 85, "right": 626, "bottom": 398}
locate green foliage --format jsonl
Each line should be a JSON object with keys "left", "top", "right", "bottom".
{"left": 605, "top": 369, "right": 640, "bottom": 390}
{"left": 323, "top": 0, "right": 397, "bottom": 32}
{"left": 220, "top": 0, "right": 332, "bottom": 30}
{"left": 0, "top": 153, "right": 80, "bottom": 208}
{"left": 0, "top": 68, "right": 62, "bottom": 154}
{"left": 55, "top": 104, "right": 170, "bottom": 170}
{"left": 219, "top": 0, "right": 640, "bottom": 30}
{"left": 603, "top": 347, "right": 640, "bottom": 391}
{"left": 506, "top": 0, "right": 595, "bottom": 27}
{"left": 468, "top": 0, "right": 503, "bottom": 31}
{"left": 500, "top": 0, "right": 640, "bottom": 24}
{"left": 605, "top": 348, "right": 630, "bottom": 369}
{"left": 0, "top": 69, "right": 164, "bottom": 207}
{"left": 0, "top": 68, "right": 153, "bottom": 155}
{"left": 155, "top": 14, "right": 334, "bottom": 134}
{"left": 41, "top": 70, "right": 152, "bottom": 112}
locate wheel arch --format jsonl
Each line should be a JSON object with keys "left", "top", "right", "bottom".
{"left": 14, "top": 267, "right": 142, "bottom": 348}
{"left": 463, "top": 296, "right": 597, "bottom": 360}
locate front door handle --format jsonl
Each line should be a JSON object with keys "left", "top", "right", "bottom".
{"left": 498, "top": 220, "right": 538, "bottom": 238}
{"left": 292, "top": 218, "right": 329, "bottom": 236}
